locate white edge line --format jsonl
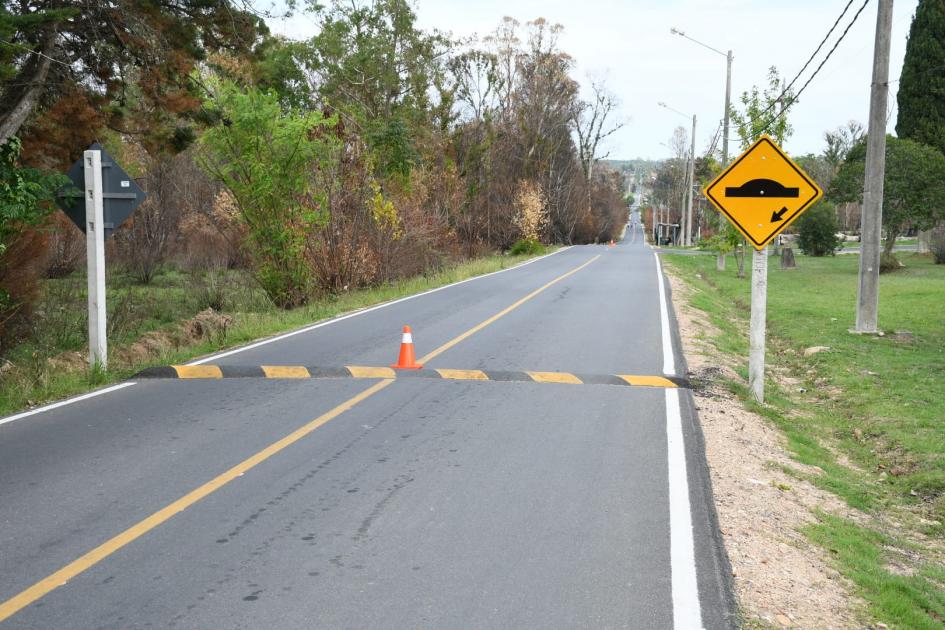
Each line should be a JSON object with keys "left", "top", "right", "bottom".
{"left": 655, "top": 251, "right": 705, "bottom": 630}
{"left": 188, "top": 246, "right": 570, "bottom": 365}
{"left": 654, "top": 253, "right": 676, "bottom": 376}
{"left": 0, "top": 383, "right": 137, "bottom": 428}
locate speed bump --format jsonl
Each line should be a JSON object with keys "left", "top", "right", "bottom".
{"left": 134, "top": 365, "right": 689, "bottom": 389}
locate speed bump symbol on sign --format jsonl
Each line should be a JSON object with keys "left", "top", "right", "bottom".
{"left": 703, "top": 135, "right": 823, "bottom": 250}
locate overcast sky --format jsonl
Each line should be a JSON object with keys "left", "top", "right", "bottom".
{"left": 266, "top": 0, "right": 919, "bottom": 161}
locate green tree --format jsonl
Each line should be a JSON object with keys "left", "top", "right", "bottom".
{"left": 829, "top": 135, "right": 945, "bottom": 258}
{"left": 197, "top": 81, "right": 339, "bottom": 307}
{"left": 725, "top": 66, "right": 794, "bottom": 275}
{"left": 896, "top": 0, "right": 945, "bottom": 156}
{"left": 0, "top": 137, "right": 62, "bottom": 256}
{"left": 796, "top": 200, "right": 842, "bottom": 256}
{"left": 729, "top": 66, "right": 793, "bottom": 149}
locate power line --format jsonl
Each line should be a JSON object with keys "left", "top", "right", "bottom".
{"left": 0, "top": 37, "right": 70, "bottom": 68}
{"left": 747, "top": 0, "right": 859, "bottom": 128}
{"left": 757, "top": 0, "right": 871, "bottom": 136}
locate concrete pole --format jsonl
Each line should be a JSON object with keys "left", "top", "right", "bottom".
{"left": 855, "top": 0, "right": 893, "bottom": 334}
{"left": 723, "top": 51, "right": 732, "bottom": 166}
{"left": 84, "top": 150, "right": 107, "bottom": 370}
{"left": 685, "top": 114, "right": 697, "bottom": 246}
{"left": 748, "top": 247, "right": 768, "bottom": 402}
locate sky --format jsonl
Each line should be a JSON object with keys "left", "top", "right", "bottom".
{"left": 265, "top": 0, "right": 919, "bottom": 162}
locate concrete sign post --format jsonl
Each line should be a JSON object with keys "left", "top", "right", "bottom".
{"left": 57, "top": 143, "right": 147, "bottom": 370}
{"left": 83, "top": 150, "right": 107, "bottom": 369}
{"left": 703, "top": 135, "right": 823, "bottom": 403}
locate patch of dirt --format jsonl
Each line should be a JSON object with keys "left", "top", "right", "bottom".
{"left": 666, "top": 269, "right": 867, "bottom": 628}
{"left": 43, "top": 309, "right": 234, "bottom": 371}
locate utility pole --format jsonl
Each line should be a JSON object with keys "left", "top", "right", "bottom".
{"left": 83, "top": 149, "right": 107, "bottom": 370}
{"left": 685, "top": 114, "right": 697, "bottom": 246}
{"left": 723, "top": 50, "right": 733, "bottom": 165}
{"left": 855, "top": 0, "right": 894, "bottom": 333}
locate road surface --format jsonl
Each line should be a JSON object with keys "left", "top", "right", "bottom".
{"left": 0, "top": 216, "right": 735, "bottom": 629}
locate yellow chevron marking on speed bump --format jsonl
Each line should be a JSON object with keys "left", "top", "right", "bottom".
{"left": 526, "top": 371, "right": 583, "bottom": 385}
{"left": 435, "top": 368, "right": 489, "bottom": 380}
{"left": 618, "top": 375, "right": 678, "bottom": 388}
{"left": 172, "top": 365, "right": 222, "bottom": 379}
{"left": 261, "top": 365, "right": 310, "bottom": 379}
{"left": 346, "top": 365, "right": 397, "bottom": 379}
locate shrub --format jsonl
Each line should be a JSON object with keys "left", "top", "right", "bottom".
{"left": 509, "top": 238, "right": 545, "bottom": 256}
{"left": 197, "top": 81, "right": 339, "bottom": 308}
{"left": 880, "top": 252, "right": 903, "bottom": 273}
{"left": 797, "top": 200, "right": 842, "bottom": 256}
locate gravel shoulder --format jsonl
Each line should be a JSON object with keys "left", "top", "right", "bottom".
{"left": 665, "top": 268, "right": 868, "bottom": 629}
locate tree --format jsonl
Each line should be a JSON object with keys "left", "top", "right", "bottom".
{"left": 0, "top": 1, "right": 264, "bottom": 150}
{"left": 572, "top": 79, "right": 623, "bottom": 181}
{"left": 896, "top": 0, "right": 945, "bottom": 156}
{"left": 727, "top": 67, "right": 794, "bottom": 276}
{"left": 197, "top": 81, "right": 339, "bottom": 307}
{"left": 796, "top": 200, "right": 842, "bottom": 256}
{"left": 829, "top": 135, "right": 945, "bottom": 258}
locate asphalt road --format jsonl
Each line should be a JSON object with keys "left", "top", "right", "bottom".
{"left": 0, "top": 217, "right": 735, "bottom": 629}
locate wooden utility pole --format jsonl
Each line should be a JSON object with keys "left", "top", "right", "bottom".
{"left": 855, "top": 0, "right": 894, "bottom": 333}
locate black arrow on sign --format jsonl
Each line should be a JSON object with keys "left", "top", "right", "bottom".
{"left": 770, "top": 206, "right": 788, "bottom": 222}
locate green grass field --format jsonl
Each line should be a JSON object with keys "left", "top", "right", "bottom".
{"left": 0, "top": 252, "right": 546, "bottom": 417}
{"left": 663, "top": 251, "right": 945, "bottom": 629}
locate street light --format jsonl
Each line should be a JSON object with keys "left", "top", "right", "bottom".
{"left": 670, "top": 27, "right": 733, "bottom": 166}
{"left": 658, "top": 101, "right": 696, "bottom": 247}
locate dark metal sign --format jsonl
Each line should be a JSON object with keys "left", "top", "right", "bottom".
{"left": 56, "top": 142, "right": 147, "bottom": 237}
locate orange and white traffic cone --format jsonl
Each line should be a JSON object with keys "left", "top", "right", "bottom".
{"left": 391, "top": 325, "right": 423, "bottom": 369}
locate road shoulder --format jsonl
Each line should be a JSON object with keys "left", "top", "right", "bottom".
{"left": 663, "top": 264, "right": 866, "bottom": 628}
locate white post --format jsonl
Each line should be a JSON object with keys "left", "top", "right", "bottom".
{"left": 748, "top": 247, "right": 767, "bottom": 402}
{"left": 84, "top": 150, "right": 107, "bottom": 370}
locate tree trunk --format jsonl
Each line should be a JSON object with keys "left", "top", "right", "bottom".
{"left": 0, "top": 32, "right": 58, "bottom": 144}
{"left": 735, "top": 242, "right": 747, "bottom": 278}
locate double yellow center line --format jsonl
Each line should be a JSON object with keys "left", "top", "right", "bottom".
{"left": 0, "top": 254, "right": 599, "bottom": 623}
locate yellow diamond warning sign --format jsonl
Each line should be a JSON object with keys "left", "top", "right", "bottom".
{"left": 703, "top": 135, "right": 823, "bottom": 250}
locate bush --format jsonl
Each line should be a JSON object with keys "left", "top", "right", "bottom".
{"left": 930, "top": 225, "right": 945, "bottom": 264}
{"left": 797, "top": 201, "right": 842, "bottom": 256}
{"left": 880, "top": 251, "right": 903, "bottom": 273}
{"left": 509, "top": 238, "right": 545, "bottom": 256}
{"left": 197, "top": 81, "right": 339, "bottom": 308}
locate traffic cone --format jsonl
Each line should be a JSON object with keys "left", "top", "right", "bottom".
{"left": 391, "top": 325, "right": 423, "bottom": 369}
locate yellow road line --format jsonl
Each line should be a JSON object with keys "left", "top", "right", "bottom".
{"left": 261, "top": 365, "right": 310, "bottom": 379}
{"left": 418, "top": 255, "right": 600, "bottom": 363}
{"left": 0, "top": 254, "right": 601, "bottom": 623}
{"left": 346, "top": 366, "right": 397, "bottom": 379}
{"left": 0, "top": 379, "right": 394, "bottom": 623}
{"left": 618, "top": 375, "right": 678, "bottom": 388}
{"left": 173, "top": 365, "right": 222, "bottom": 379}
{"left": 526, "top": 371, "right": 583, "bottom": 385}
{"left": 435, "top": 368, "right": 489, "bottom": 381}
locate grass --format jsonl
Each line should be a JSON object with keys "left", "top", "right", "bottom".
{"left": 0, "top": 252, "right": 546, "bottom": 417}
{"left": 662, "top": 250, "right": 945, "bottom": 629}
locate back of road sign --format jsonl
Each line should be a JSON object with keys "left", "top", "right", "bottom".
{"left": 703, "top": 135, "right": 823, "bottom": 250}
{"left": 56, "top": 143, "right": 146, "bottom": 237}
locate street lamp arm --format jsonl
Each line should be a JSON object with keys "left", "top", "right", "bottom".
{"left": 670, "top": 27, "right": 728, "bottom": 58}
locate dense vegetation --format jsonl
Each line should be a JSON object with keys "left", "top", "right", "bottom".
{"left": 0, "top": 2, "right": 627, "bottom": 361}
